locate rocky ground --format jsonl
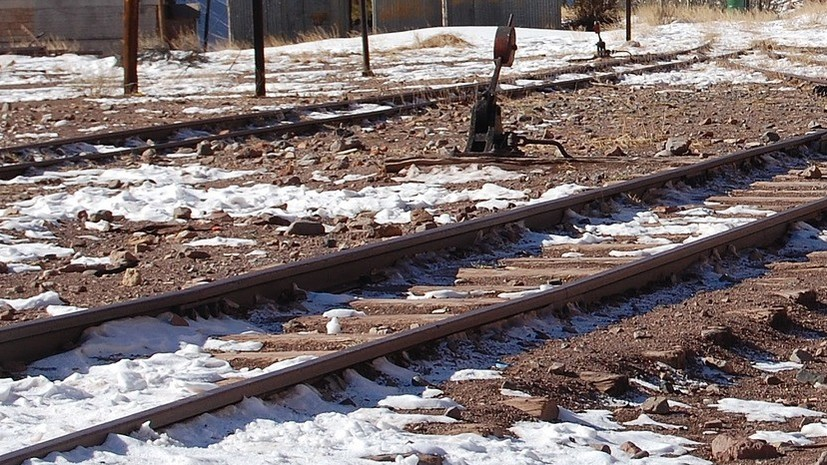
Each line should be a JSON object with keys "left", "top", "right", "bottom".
{"left": 2, "top": 77, "right": 827, "bottom": 463}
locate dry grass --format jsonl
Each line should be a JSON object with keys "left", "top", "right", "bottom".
{"left": 635, "top": 2, "right": 779, "bottom": 25}
{"left": 261, "top": 27, "right": 344, "bottom": 48}
{"left": 11, "top": 35, "right": 79, "bottom": 53}
{"left": 297, "top": 26, "right": 343, "bottom": 43}
{"left": 168, "top": 31, "right": 204, "bottom": 52}
{"left": 392, "top": 32, "right": 471, "bottom": 52}
{"left": 140, "top": 31, "right": 204, "bottom": 52}
{"left": 416, "top": 33, "right": 471, "bottom": 48}
{"left": 786, "top": 0, "right": 827, "bottom": 24}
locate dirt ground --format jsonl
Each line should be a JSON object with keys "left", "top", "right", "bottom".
{"left": 2, "top": 77, "right": 827, "bottom": 463}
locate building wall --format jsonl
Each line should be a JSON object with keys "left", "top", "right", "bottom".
{"left": 0, "top": 0, "right": 160, "bottom": 54}
{"left": 374, "top": 0, "right": 562, "bottom": 31}
{"left": 227, "top": 0, "right": 350, "bottom": 44}
{"left": 373, "top": 0, "right": 442, "bottom": 32}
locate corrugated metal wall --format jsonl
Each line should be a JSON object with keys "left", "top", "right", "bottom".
{"left": 0, "top": 0, "right": 159, "bottom": 53}
{"left": 227, "top": 0, "right": 350, "bottom": 43}
{"left": 373, "top": 0, "right": 442, "bottom": 32}
{"left": 376, "top": 0, "right": 561, "bottom": 31}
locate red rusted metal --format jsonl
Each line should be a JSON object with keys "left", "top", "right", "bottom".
{"left": 5, "top": 172, "right": 827, "bottom": 465}
{"left": 0, "top": 129, "right": 824, "bottom": 368}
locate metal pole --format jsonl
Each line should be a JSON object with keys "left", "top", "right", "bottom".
{"left": 123, "top": 0, "right": 140, "bottom": 95}
{"left": 202, "top": 0, "right": 212, "bottom": 50}
{"left": 625, "top": 0, "right": 631, "bottom": 41}
{"left": 157, "top": 0, "right": 169, "bottom": 47}
{"left": 252, "top": 0, "right": 266, "bottom": 97}
{"left": 359, "top": 0, "right": 373, "bottom": 76}
{"left": 441, "top": 0, "right": 448, "bottom": 27}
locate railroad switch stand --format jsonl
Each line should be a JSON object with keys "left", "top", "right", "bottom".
{"left": 595, "top": 22, "right": 609, "bottom": 58}
{"left": 460, "top": 16, "right": 570, "bottom": 158}
{"left": 584, "top": 22, "right": 631, "bottom": 60}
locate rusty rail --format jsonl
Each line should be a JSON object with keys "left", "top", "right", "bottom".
{"left": 1, "top": 130, "right": 824, "bottom": 366}
{"left": 3, "top": 138, "right": 827, "bottom": 464}
{"left": 0, "top": 46, "right": 720, "bottom": 180}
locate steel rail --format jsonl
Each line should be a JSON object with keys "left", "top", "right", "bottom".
{"left": 1, "top": 129, "right": 824, "bottom": 366}
{"left": 0, "top": 101, "right": 437, "bottom": 180}
{"left": 0, "top": 46, "right": 717, "bottom": 180}
{"left": 0, "top": 89, "right": 444, "bottom": 154}
{"left": 4, "top": 152, "right": 827, "bottom": 465}
{"left": 1, "top": 44, "right": 709, "bottom": 154}
{"left": 726, "top": 62, "right": 827, "bottom": 86}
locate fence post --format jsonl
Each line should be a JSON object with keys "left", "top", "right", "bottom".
{"left": 123, "top": 0, "right": 140, "bottom": 95}
{"left": 253, "top": 0, "right": 266, "bottom": 96}
{"left": 360, "top": 0, "right": 373, "bottom": 76}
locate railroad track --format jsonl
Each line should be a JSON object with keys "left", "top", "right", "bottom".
{"left": 2, "top": 129, "right": 826, "bottom": 464}
{"left": 723, "top": 53, "right": 827, "bottom": 96}
{"left": 0, "top": 45, "right": 718, "bottom": 180}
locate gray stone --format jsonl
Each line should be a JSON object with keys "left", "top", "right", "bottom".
{"left": 641, "top": 349, "right": 687, "bottom": 369}
{"left": 110, "top": 250, "right": 139, "bottom": 268}
{"left": 282, "top": 175, "right": 302, "bottom": 186}
{"left": 372, "top": 224, "right": 403, "bottom": 238}
{"left": 620, "top": 441, "right": 648, "bottom": 459}
{"left": 703, "top": 419, "right": 724, "bottom": 429}
{"left": 592, "top": 444, "right": 611, "bottom": 454}
{"left": 196, "top": 140, "right": 214, "bottom": 156}
{"left": 701, "top": 326, "right": 734, "bottom": 346}
{"left": 711, "top": 434, "right": 778, "bottom": 461}
{"left": 255, "top": 213, "right": 292, "bottom": 226}
{"left": 775, "top": 289, "right": 820, "bottom": 310}
{"left": 287, "top": 220, "right": 326, "bottom": 236}
{"left": 173, "top": 207, "right": 192, "bottom": 220}
{"left": 579, "top": 372, "right": 628, "bottom": 395}
{"left": 184, "top": 249, "right": 211, "bottom": 260}
{"left": 89, "top": 210, "right": 114, "bottom": 223}
{"left": 761, "top": 131, "right": 781, "bottom": 143}
{"left": 444, "top": 406, "right": 463, "bottom": 420}
{"left": 330, "top": 137, "right": 363, "bottom": 153}
{"left": 605, "top": 146, "right": 626, "bottom": 157}
{"left": 796, "top": 368, "right": 825, "bottom": 385}
{"left": 703, "top": 356, "right": 737, "bottom": 374}
{"left": 122, "top": 268, "right": 142, "bottom": 286}
{"left": 791, "top": 348, "right": 815, "bottom": 364}
{"left": 764, "top": 374, "right": 782, "bottom": 386}
{"left": 141, "top": 148, "right": 157, "bottom": 162}
{"left": 0, "top": 302, "right": 15, "bottom": 321}
{"left": 640, "top": 396, "right": 671, "bottom": 414}
{"left": 297, "top": 154, "right": 320, "bottom": 166}
{"left": 800, "top": 165, "right": 822, "bottom": 179}
{"left": 664, "top": 136, "right": 691, "bottom": 156}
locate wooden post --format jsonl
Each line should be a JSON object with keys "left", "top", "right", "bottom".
{"left": 252, "top": 0, "right": 266, "bottom": 97}
{"left": 202, "top": 0, "right": 212, "bottom": 50}
{"left": 123, "top": 0, "right": 140, "bottom": 95}
{"left": 359, "top": 0, "right": 373, "bottom": 76}
{"left": 625, "top": 0, "right": 631, "bottom": 41}
{"left": 157, "top": 0, "right": 169, "bottom": 47}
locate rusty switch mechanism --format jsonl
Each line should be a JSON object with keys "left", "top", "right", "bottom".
{"left": 593, "top": 22, "right": 631, "bottom": 59}
{"left": 459, "top": 16, "right": 570, "bottom": 158}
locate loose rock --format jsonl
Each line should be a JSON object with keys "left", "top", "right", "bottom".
{"left": 711, "top": 434, "right": 778, "bottom": 461}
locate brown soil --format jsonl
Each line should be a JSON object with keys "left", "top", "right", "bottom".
{"left": 2, "top": 77, "right": 827, "bottom": 463}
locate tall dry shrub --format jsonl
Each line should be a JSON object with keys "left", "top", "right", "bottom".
{"left": 569, "top": 0, "right": 620, "bottom": 29}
